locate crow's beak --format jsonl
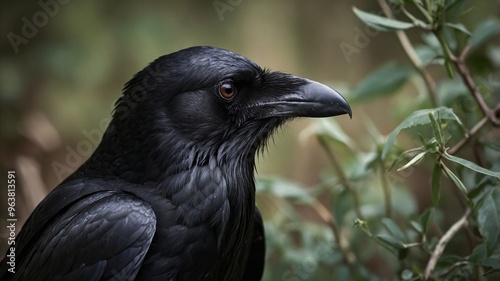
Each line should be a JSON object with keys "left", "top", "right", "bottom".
{"left": 260, "top": 79, "right": 352, "bottom": 119}
{"left": 294, "top": 80, "right": 351, "bottom": 118}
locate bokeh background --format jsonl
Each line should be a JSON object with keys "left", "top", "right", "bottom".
{"left": 0, "top": 0, "right": 498, "bottom": 279}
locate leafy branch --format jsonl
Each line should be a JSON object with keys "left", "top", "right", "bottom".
{"left": 348, "top": 1, "right": 500, "bottom": 279}
{"left": 262, "top": 1, "right": 500, "bottom": 280}
{"left": 376, "top": 0, "right": 438, "bottom": 107}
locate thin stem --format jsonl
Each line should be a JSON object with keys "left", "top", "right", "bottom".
{"left": 424, "top": 208, "right": 471, "bottom": 280}
{"left": 405, "top": 242, "right": 423, "bottom": 248}
{"left": 412, "top": 0, "right": 433, "bottom": 23}
{"left": 379, "top": 161, "right": 392, "bottom": 217}
{"left": 435, "top": 30, "right": 456, "bottom": 61}
{"left": 448, "top": 116, "right": 489, "bottom": 155}
{"left": 318, "top": 136, "right": 365, "bottom": 220}
{"left": 312, "top": 202, "right": 357, "bottom": 266}
{"left": 377, "top": 0, "right": 438, "bottom": 107}
{"left": 440, "top": 261, "right": 471, "bottom": 280}
{"left": 453, "top": 45, "right": 496, "bottom": 124}
{"left": 401, "top": 5, "right": 428, "bottom": 28}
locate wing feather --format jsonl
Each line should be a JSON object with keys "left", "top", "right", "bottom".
{"left": 8, "top": 192, "right": 156, "bottom": 281}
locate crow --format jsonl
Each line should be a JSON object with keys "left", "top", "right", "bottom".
{"left": 0, "top": 46, "right": 351, "bottom": 281}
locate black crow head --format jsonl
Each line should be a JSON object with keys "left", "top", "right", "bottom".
{"left": 102, "top": 46, "right": 351, "bottom": 179}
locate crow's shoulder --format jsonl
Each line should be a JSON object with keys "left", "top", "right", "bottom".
{"left": 1, "top": 179, "right": 156, "bottom": 280}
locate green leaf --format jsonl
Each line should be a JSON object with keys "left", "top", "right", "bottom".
{"left": 350, "top": 63, "right": 413, "bottom": 104}
{"left": 469, "top": 177, "right": 497, "bottom": 208}
{"left": 476, "top": 189, "right": 500, "bottom": 252}
{"left": 410, "top": 220, "right": 423, "bottom": 233}
{"left": 439, "top": 255, "right": 466, "bottom": 266}
{"left": 443, "top": 151, "right": 500, "bottom": 179}
{"left": 382, "top": 107, "right": 464, "bottom": 159}
{"left": 353, "top": 7, "right": 414, "bottom": 31}
{"left": 469, "top": 243, "right": 487, "bottom": 263}
{"left": 469, "top": 18, "right": 500, "bottom": 49}
{"left": 332, "top": 189, "right": 353, "bottom": 228}
{"left": 381, "top": 218, "right": 406, "bottom": 241}
{"left": 436, "top": 79, "right": 469, "bottom": 106}
{"left": 301, "top": 119, "right": 355, "bottom": 150}
{"left": 445, "top": 0, "right": 468, "bottom": 11}
{"left": 482, "top": 255, "right": 500, "bottom": 270}
{"left": 420, "top": 207, "right": 435, "bottom": 235}
{"left": 256, "top": 177, "right": 314, "bottom": 204}
{"left": 445, "top": 22, "right": 471, "bottom": 35}
{"left": 397, "top": 151, "right": 427, "bottom": 172}
{"left": 422, "top": 33, "right": 442, "bottom": 53}
{"left": 442, "top": 164, "right": 468, "bottom": 195}
{"left": 431, "top": 162, "right": 442, "bottom": 206}
{"left": 376, "top": 234, "right": 405, "bottom": 250}
{"left": 481, "top": 248, "right": 500, "bottom": 269}
{"left": 415, "top": 44, "right": 439, "bottom": 67}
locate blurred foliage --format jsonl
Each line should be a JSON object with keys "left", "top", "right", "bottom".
{"left": 258, "top": 1, "right": 500, "bottom": 280}
{"left": 1, "top": 1, "right": 499, "bottom": 280}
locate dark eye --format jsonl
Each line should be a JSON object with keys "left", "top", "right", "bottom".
{"left": 219, "top": 81, "right": 237, "bottom": 99}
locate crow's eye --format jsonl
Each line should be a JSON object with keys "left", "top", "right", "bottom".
{"left": 219, "top": 82, "right": 237, "bottom": 99}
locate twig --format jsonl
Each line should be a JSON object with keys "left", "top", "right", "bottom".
{"left": 440, "top": 261, "right": 470, "bottom": 279}
{"left": 377, "top": 0, "right": 438, "bottom": 107}
{"left": 453, "top": 45, "right": 495, "bottom": 123}
{"left": 424, "top": 208, "right": 471, "bottom": 280}
{"left": 448, "top": 116, "right": 489, "bottom": 155}
{"left": 445, "top": 45, "right": 499, "bottom": 153}
{"left": 312, "top": 202, "right": 357, "bottom": 266}
{"left": 318, "top": 137, "right": 364, "bottom": 220}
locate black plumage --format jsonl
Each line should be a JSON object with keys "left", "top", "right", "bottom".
{"left": 1, "top": 46, "right": 351, "bottom": 281}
